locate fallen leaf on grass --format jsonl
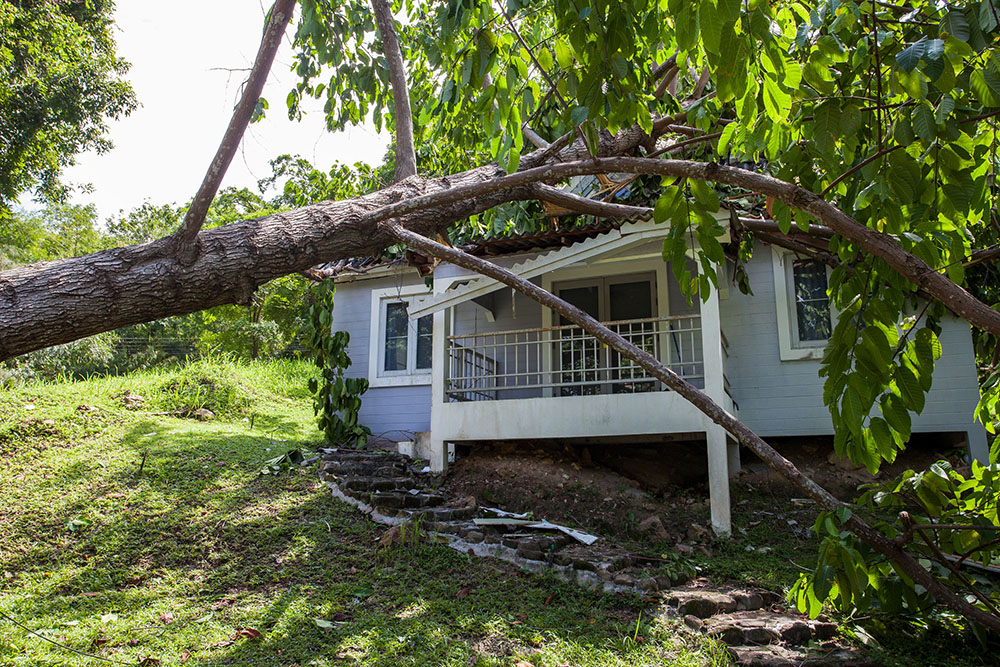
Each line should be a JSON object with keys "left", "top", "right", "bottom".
{"left": 101, "top": 614, "right": 118, "bottom": 623}
{"left": 456, "top": 586, "right": 471, "bottom": 599}
{"left": 138, "top": 658, "right": 160, "bottom": 666}
{"left": 515, "top": 661, "right": 535, "bottom": 667}
{"left": 180, "top": 652, "right": 191, "bottom": 663}
{"left": 105, "top": 493, "right": 127, "bottom": 499}
{"left": 92, "top": 637, "right": 110, "bottom": 647}
{"left": 158, "top": 613, "right": 174, "bottom": 625}
{"left": 235, "top": 628, "right": 262, "bottom": 640}
{"left": 544, "top": 594, "right": 554, "bottom": 605}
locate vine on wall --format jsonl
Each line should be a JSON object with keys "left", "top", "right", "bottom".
{"left": 305, "top": 280, "right": 372, "bottom": 447}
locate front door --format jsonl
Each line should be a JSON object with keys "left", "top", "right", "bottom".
{"left": 555, "top": 274, "right": 656, "bottom": 396}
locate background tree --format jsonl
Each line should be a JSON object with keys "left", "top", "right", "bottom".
{"left": 0, "top": 0, "right": 136, "bottom": 209}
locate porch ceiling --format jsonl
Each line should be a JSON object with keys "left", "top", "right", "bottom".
{"left": 408, "top": 218, "right": 671, "bottom": 318}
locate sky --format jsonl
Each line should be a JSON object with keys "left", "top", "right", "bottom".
{"left": 60, "top": 1, "right": 390, "bottom": 221}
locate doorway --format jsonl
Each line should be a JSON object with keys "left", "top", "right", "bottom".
{"left": 554, "top": 274, "right": 658, "bottom": 395}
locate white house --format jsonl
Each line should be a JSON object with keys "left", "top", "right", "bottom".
{"left": 327, "top": 217, "right": 988, "bottom": 533}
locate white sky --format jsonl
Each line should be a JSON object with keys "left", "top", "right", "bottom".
{"left": 61, "top": 1, "right": 390, "bottom": 221}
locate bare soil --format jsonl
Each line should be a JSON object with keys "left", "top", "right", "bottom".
{"left": 441, "top": 436, "right": 969, "bottom": 552}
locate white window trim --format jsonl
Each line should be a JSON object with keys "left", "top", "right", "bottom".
{"left": 771, "top": 247, "right": 835, "bottom": 361}
{"left": 368, "top": 285, "right": 433, "bottom": 387}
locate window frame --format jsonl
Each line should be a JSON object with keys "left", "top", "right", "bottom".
{"left": 368, "top": 285, "right": 434, "bottom": 387}
{"left": 771, "top": 248, "right": 835, "bottom": 361}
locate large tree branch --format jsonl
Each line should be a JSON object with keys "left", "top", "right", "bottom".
{"left": 173, "top": 0, "right": 296, "bottom": 247}
{"left": 532, "top": 183, "right": 649, "bottom": 218}
{"left": 371, "top": 0, "right": 417, "bottom": 181}
{"left": 4, "top": 149, "right": 998, "bottom": 359}
{"left": 391, "top": 225, "right": 1000, "bottom": 634}
{"left": 361, "top": 157, "right": 1000, "bottom": 337}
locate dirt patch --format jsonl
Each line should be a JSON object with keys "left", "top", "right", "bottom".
{"left": 735, "top": 434, "right": 971, "bottom": 500}
{"left": 441, "top": 436, "right": 967, "bottom": 550}
{"left": 442, "top": 441, "right": 713, "bottom": 549}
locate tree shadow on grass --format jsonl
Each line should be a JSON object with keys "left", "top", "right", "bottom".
{"left": 1, "top": 418, "right": 710, "bottom": 666}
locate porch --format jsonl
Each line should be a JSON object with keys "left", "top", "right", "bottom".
{"left": 411, "top": 221, "right": 739, "bottom": 532}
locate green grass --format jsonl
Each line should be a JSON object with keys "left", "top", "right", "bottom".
{"left": 0, "top": 359, "right": 723, "bottom": 666}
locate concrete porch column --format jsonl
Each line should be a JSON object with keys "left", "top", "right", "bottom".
{"left": 428, "top": 291, "right": 451, "bottom": 473}
{"left": 700, "top": 282, "right": 733, "bottom": 534}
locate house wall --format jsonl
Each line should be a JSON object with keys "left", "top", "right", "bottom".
{"left": 333, "top": 239, "right": 986, "bottom": 461}
{"left": 720, "top": 241, "right": 987, "bottom": 460}
{"left": 330, "top": 271, "right": 433, "bottom": 439}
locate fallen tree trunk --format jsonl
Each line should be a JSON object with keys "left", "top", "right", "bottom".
{"left": 392, "top": 224, "right": 1000, "bottom": 634}
{"left": 4, "top": 152, "right": 1000, "bottom": 360}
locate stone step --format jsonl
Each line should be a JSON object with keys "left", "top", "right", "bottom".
{"left": 370, "top": 491, "right": 446, "bottom": 510}
{"left": 697, "top": 611, "right": 838, "bottom": 647}
{"left": 667, "top": 588, "right": 769, "bottom": 618}
{"left": 339, "top": 476, "right": 418, "bottom": 493}
{"left": 323, "top": 460, "right": 416, "bottom": 477}
{"left": 729, "top": 644, "right": 873, "bottom": 667}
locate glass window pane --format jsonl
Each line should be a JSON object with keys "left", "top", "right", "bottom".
{"left": 609, "top": 280, "right": 652, "bottom": 321}
{"left": 384, "top": 302, "right": 408, "bottom": 371}
{"left": 416, "top": 315, "right": 433, "bottom": 369}
{"left": 557, "top": 285, "right": 600, "bottom": 324}
{"left": 793, "top": 260, "right": 832, "bottom": 341}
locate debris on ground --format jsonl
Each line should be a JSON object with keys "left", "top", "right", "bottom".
{"left": 318, "top": 447, "right": 873, "bottom": 667}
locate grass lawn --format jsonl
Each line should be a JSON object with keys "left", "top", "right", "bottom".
{"left": 0, "top": 359, "right": 725, "bottom": 666}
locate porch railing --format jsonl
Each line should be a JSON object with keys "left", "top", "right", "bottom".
{"left": 445, "top": 315, "right": 704, "bottom": 402}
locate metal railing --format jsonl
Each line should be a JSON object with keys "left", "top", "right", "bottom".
{"left": 445, "top": 315, "right": 704, "bottom": 401}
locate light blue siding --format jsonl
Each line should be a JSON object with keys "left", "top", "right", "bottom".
{"left": 330, "top": 273, "right": 432, "bottom": 439}
{"left": 719, "top": 242, "right": 986, "bottom": 455}
{"left": 333, "top": 242, "right": 987, "bottom": 458}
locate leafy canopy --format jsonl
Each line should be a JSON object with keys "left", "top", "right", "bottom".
{"left": 0, "top": 0, "right": 136, "bottom": 209}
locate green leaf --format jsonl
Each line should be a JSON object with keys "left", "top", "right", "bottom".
{"left": 570, "top": 105, "right": 590, "bottom": 126}
{"left": 716, "top": 122, "right": 738, "bottom": 156}
{"left": 690, "top": 179, "right": 719, "bottom": 212}
{"left": 536, "top": 46, "right": 553, "bottom": 71}
{"left": 895, "top": 38, "right": 927, "bottom": 72}
{"left": 812, "top": 102, "right": 840, "bottom": 155}
{"left": 881, "top": 395, "right": 912, "bottom": 440}
{"left": 940, "top": 11, "right": 971, "bottom": 41}
{"left": 894, "top": 365, "right": 926, "bottom": 413}
{"left": 554, "top": 38, "right": 574, "bottom": 68}
{"left": 912, "top": 104, "right": 936, "bottom": 143}
{"left": 654, "top": 186, "right": 684, "bottom": 224}
{"left": 842, "top": 386, "right": 865, "bottom": 435}
{"left": 970, "top": 69, "right": 1000, "bottom": 106}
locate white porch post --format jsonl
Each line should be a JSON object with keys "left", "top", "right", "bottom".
{"left": 428, "top": 294, "right": 450, "bottom": 473}
{"left": 700, "top": 284, "right": 732, "bottom": 534}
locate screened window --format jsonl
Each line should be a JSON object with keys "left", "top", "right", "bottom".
{"left": 792, "top": 260, "right": 832, "bottom": 342}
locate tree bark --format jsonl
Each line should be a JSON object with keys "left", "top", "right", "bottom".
{"left": 392, "top": 224, "right": 1000, "bottom": 634}
{"left": 371, "top": 0, "right": 417, "bottom": 182}
{"left": 361, "top": 156, "right": 1000, "bottom": 337}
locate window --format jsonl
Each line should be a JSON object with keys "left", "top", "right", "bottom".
{"left": 791, "top": 260, "right": 832, "bottom": 343}
{"left": 369, "top": 286, "right": 434, "bottom": 386}
{"left": 772, "top": 249, "right": 833, "bottom": 361}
